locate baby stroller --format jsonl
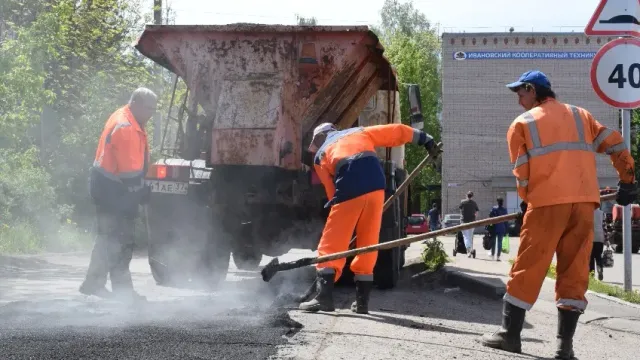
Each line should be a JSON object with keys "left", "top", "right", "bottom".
{"left": 452, "top": 231, "right": 476, "bottom": 258}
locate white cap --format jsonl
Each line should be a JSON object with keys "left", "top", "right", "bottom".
{"left": 312, "top": 122, "right": 337, "bottom": 137}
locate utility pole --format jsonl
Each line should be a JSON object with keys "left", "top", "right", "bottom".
{"left": 153, "top": 0, "right": 163, "bottom": 151}
{"left": 154, "top": 0, "right": 162, "bottom": 25}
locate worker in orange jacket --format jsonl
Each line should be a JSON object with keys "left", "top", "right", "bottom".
{"left": 80, "top": 87, "right": 157, "bottom": 304}
{"left": 300, "top": 122, "right": 439, "bottom": 313}
{"left": 481, "top": 70, "right": 637, "bottom": 359}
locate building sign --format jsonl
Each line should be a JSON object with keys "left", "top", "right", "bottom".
{"left": 453, "top": 51, "right": 597, "bottom": 60}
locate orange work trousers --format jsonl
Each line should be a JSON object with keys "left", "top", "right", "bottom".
{"left": 505, "top": 202, "right": 595, "bottom": 312}
{"left": 316, "top": 190, "right": 384, "bottom": 282}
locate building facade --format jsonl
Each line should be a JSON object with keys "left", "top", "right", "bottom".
{"left": 441, "top": 32, "right": 621, "bottom": 218}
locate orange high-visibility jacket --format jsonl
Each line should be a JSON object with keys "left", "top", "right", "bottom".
{"left": 90, "top": 105, "right": 149, "bottom": 213}
{"left": 314, "top": 124, "right": 425, "bottom": 207}
{"left": 508, "top": 98, "right": 635, "bottom": 209}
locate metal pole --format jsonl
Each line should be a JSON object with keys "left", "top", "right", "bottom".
{"left": 621, "top": 108, "right": 632, "bottom": 292}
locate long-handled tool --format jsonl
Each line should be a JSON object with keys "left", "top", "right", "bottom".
{"left": 261, "top": 193, "right": 617, "bottom": 282}
{"left": 347, "top": 142, "right": 443, "bottom": 248}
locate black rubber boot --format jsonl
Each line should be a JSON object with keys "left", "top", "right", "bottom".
{"left": 481, "top": 301, "right": 526, "bottom": 354}
{"left": 350, "top": 280, "right": 373, "bottom": 314}
{"left": 299, "top": 273, "right": 335, "bottom": 312}
{"left": 294, "top": 278, "right": 318, "bottom": 303}
{"left": 555, "top": 308, "right": 581, "bottom": 360}
{"left": 597, "top": 266, "right": 603, "bottom": 281}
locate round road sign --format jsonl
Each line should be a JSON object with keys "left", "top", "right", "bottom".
{"left": 590, "top": 38, "right": 640, "bottom": 109}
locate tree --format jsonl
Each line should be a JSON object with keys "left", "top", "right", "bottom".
{"left": 376, "top": 0, "right": 441, "bottom": 211}
{"left": 296, "top": 14, "right": 318, "bottom": 26}
{"left": 0, "top": 0, "right": 167, "bottom": 252}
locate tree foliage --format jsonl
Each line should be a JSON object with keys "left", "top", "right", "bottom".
{"left": 296, "top": 14, "right": 318, "bottom": 26}
{"left": 377, "top": 0, "right": 442, "bottom": 210}
{"left": 0, "top": 0, "right": 166, "bottom": 252}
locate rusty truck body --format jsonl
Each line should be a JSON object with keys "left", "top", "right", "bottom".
{"left": 134, "top": 24, "right": 419, "bottom": 290}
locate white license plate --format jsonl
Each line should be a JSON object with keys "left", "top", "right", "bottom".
{"left": 146, "top": 180, "right": 188, "bottom": 195}
{"left": 412, "top": 225, "right": 422, "bottom": 228}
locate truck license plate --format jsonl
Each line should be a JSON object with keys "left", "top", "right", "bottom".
{"left": 146, "top": 180, "right": 188, "bottom": 195}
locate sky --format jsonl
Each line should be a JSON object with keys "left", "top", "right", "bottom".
{"left": 159, "top": 0, "right": 604, "bottom": 35}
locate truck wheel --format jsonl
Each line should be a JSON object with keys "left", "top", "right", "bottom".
{"left": 201, "top": 228, "right": 231, "bottom": 289}
{"left": 374, "top": 246, "right": 401, "bottom": 290}
{"left": 232, "top": 248, "right": 262, "bottom": 270}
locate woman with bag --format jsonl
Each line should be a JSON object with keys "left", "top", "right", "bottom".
{"left": 590, "top": 207, "right": 606, "bottom": 280}
{"left": 489, "top": 198, "right": 509, "bottom": 261}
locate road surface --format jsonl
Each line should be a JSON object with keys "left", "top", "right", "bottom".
{"left": 1, "top": 246, "right": 639, "bottom": 359}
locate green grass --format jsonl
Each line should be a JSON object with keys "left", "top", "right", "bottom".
{"left": 0, "top": 221, "right": 93, "bottom": 254}
{"left": 508, "top": 259, "right": 640, "bottom": 304}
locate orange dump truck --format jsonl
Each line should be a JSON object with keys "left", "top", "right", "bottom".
{"left": 133, "top": 24, "right": 424, "bottom": 289}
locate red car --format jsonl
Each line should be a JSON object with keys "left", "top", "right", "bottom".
{"left": 406, "top": 214, "right": 429, "bottom": 234}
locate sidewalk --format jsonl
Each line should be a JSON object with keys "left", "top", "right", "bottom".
{"left": 421, "top": 235, "right": 640, "bottom": 327}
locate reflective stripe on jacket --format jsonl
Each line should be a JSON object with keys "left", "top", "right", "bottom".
{"left": 508, "top": 98, "right": 635, "bottom": 209}
{"left": 314, "top": 124, "right": 423, "bottom": 207}
{"left": 89, "top": 105, "right": 149, "bottom": 214}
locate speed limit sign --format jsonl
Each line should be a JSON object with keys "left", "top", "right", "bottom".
{"left": 590, "top": 38, "right": 640, "bottom": 109}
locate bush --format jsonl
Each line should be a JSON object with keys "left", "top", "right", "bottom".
{"left": 421, "top": 238, "right": 449, "bottom": 271}
{"left": 0, "top": 222, "right": 41, "bottom": 254}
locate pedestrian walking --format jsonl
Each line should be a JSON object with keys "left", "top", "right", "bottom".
{"left": 427, "top": 203, "right": 441, "bottom": 231}
{"left": 590, "top": 206, "right": 605, "bottom": 281}
{"left": 299, "top": 122, "right": 439, "bottom": 314}
{"left": 489, "top": 198, "right": 508, "bottom": 261}
{"left": 80, "top": 87, "right": 157, "bottom": 304}
{"left": 481, "top": 70, "right": 637, "bottom": 359}
{"left": 459, "top": 191, "right": 479, "bottom": 257}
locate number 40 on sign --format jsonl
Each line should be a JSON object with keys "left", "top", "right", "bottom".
{"left": 590, "top": 37, "right": 640, "bottom": 109}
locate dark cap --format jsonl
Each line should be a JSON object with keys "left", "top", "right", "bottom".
{"left": 506, "top": 70, "right": 551, "bottom": 91}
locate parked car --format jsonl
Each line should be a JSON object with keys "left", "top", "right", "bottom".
{"left": 443, "top": 214, "right": 462, "bottom": 228}
{"left": 406, "top": 214, "right": 429, "bottom": 234}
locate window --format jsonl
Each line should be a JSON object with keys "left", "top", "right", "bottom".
{"left": 408, "top": 216, "right": 425, "bottom": 225}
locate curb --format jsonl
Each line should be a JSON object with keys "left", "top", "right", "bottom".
{"left": 543, "top": 274, "right": 640, "bottom": 310}
{"left": 442, "top": 267, "right": 506, "bottom": 299}
{"left": 400, "top": 257, "right": 428, "bottom": 280}
{"left": 586, "top": 289, "right": 640, "bottom": 310}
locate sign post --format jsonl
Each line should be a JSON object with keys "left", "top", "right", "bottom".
{"left": 587, "top": 0, "right": 640, "bottom": 293}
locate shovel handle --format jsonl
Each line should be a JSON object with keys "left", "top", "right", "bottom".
{"left": 315, "top": 192, "right": 617, "bottom": 266}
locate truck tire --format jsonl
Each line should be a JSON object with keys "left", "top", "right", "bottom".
{"left": 374, "top": 166, "right": 404, "bottom": 290}
{"left": 232, "top": 248, "right": 262, "bottom": 270}
{"left": 374, "top": 246, "right": 401, "bottom": 290}
{"left": 202, "top": 239, "right": 230, "bottom": 289}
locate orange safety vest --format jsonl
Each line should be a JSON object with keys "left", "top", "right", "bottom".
{"left": 90, "top": 105, "right": 149, "bottom": 211}
{"left": 314, "top": 124, "right": 424, "bottom": 207}
{"left": 508, "top": 99, "right": 634, "bottom": 209}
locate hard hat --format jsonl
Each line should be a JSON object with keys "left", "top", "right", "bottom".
{"left": 312, "top": 122, "right": 337, "bottom": 137}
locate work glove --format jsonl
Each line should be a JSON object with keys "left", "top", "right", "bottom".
{"left": 616, "top": 181, "right": 638, "bottom": 206}
{"left": 422, "top": 133, "right": 441, "bottom": 159}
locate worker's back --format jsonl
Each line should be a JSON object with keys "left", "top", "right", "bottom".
{"left": 514, "top": 99, "right": 600, "bottom": 208}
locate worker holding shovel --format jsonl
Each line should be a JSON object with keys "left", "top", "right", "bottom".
{"left": 481, "top": 70, "right": 637, "bottom": 359}
{"left": 299, "top": 122, "right": 439, "bottom": 314}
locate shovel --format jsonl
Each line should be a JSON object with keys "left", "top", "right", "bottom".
{"left": 261, "top": 192, "right": 617, "bottom": 282}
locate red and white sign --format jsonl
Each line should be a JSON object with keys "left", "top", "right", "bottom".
{"left": 590, "top": 38, "right": 640, "bottom": 108}
{"left": 585, "top": 0, "right": 640, "bottom": 38}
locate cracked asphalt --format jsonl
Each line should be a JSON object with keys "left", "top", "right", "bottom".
{"left": 1, "top": 244, "right": 640, "bottom": 360}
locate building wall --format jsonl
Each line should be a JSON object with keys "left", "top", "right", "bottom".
{"left": 441, "top": 32, "right": 620, "bottom": 217}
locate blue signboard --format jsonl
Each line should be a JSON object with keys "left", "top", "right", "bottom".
{"left": 452, "top": 51, "right": 596, "bottom": 60}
